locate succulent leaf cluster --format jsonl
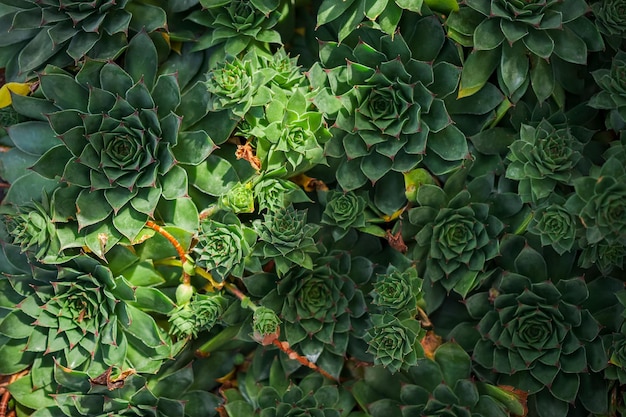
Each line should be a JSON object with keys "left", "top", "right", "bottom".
{"left": 463, "top": 243, "right": 607, "bottom": 417}
{"left": 408, "top": 170, "right": 504, "bottom": 300}
{"left": 308, "top": 13, "right": 466, "bottom": 196}
{"left": 589, "top": 50, "right": 626, "bottom": 130}
{"left": 252, "top": 205, "right": 320, "bottom": 276}
{"left": 447, "top": 0, "right": 604, "bottom": 101}
{"left": 252, "top": 250, "right": 371, "bottom": 378}
{"left": 168, "top": 293, "right": 227, "bottom": 339}
{"left": 355, "top": 343, "right": 525, "bottom": 417}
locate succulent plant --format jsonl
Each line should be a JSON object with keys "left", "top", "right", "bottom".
{"left": 353, "top": 342, "right": 526, "bottom": 417}
{"left": 527, "top": 198, "right": 579, "bottom": 255}
{"left": 29, "top": 350, "right": 222, "bottom": 417}
{"left": 0, "top": 0, "right": 132, "bottom": 81}
{"left": 505, "top": 120, "right": 585, "bottom": 203}
{"left": 308, "top": 13, "right": 466, "bottom": 196}
{"left": 408, "top": 169, "right": 504, "bottom": 300}
{"left": 248, "top": 250, "right": 371, "bottom": 378}
{"left": 589, "top": 50, "right": 626, "bottom": 130}
{"left": 252, "top": 205, "right": 320, "bottom": 276}
{"left": 186, "top": 0, "right": 284, "bottom": 67}
{"left": 168, "top": 293, "right": 227, "bottom": 339}
{"left": 223, "top": 364, "right": 355, "bottom": 417}
{"left": 566, "top": 157, "right": 626, "bottom": 246}
{"left": 364, "top": 313, "right": 425, "bottom": 374}
{"left": 253, "top": 176, "right": 311, "bottom": 214}
{"left": 193, "top": 210, "right": 257, "bottom": 282}
{"left": 320, "top": 190, "right": 367, "bottom": 241}
{"left": 447, "top": 0, "right": 604, "bottom": 101}
{"left": 370, "top": 265, "right": 422, "bottom": 315}
{"left": 7, "top": 32, "right": 216, "bottom": 257}
{"left": 592, "top": 0, "right": 626, "bottom": 49}
{"left": 579, "top": 239, "right": 626, "bottom": 274}
{"left": 464, "top": 243, "right": 608, "bottom": 417}
{"left": 0, "top": 249, "right": 175, "bottom": 409}
{"left": 219, "top": 181, "right": 256, "bottom": 214}
{"left": 252, "top": 306, "right": 282, "bottom": 343}
{"left": 315, "top": 0, "right": 428, "bottom": 41}
{"left": 0, "top": 195, "right": 82, "bottom": 263}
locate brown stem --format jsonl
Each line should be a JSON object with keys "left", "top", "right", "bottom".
{"left": 223, "top": 282, "right": 337, "bottom": 382}
{"left": 145, "top": 220, "right": 190, "bottom": 284}
{"left": 0, "top": 370, "right": 28, "bottom": 417}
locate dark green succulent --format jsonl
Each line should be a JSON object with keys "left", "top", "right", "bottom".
{"left": 465, "top": 244, "right": 608, "bottom": 417}
{"left": 447, "top": 0, "right": 604, "bottom": 101}
{"left": 1, "top": 196, "right": 82, "bottom": 263}
{"left": 253, "top": 176, "right": 311, "bottom": 214}
{"left": 252, "top": 205, "right": 320, "bottom": 276}
{"left": 0, "top": 0, "right": 133, "bottom": 81}
{"left": 187, "top": 0, "right": 284, "bottom": 67}
{"left": 0, "top": 249, "right": 175, "bottom": 410}
{"left": 168, "top": 293, "right": 227, "bottom": 339}
{"left": 316, "top": 0, "right": 426, "bottom": 41}
{"left": 566, "top": 158, "right": 626, "bottom": 246}
{"left": 249, "top": 250, "right": 371, "bottom": 378}
{"left": 592, "top": 0, "right": 626, "bottom": 49}
{"left": 370, "top": 265, "right": 422, "bottom": 315}
{"left": 408, "top": 170, "right": 504, "bottom": 300}
{"left": 527, "top": 198, "right": 579, "bottom": 255}
{"left": 579, "top": 239, "right": 626, "bottom": 274}
{"left": 364, "top": 313, "right": 424, "bottom": 374}
{"left": 7, "top": 32, "right": 215, "bottom": 257}
{"left": 505, "top": 120, "right": 584, "bottom": 203}
{"left": 321, "top": 190, "right": 367, "bottom": 241}
{"left": 223, "top": 365, "right": 355, "bottom": 417}
{"left": 354, "top": 343, "right": 525, "bottom": 417}
{"left": 193, "top": 210, "right": 257, "bottom": 282}
{"left": 308, "top": 14, "right": 466, "bottom": 197}
{"left": 29, "top": 352, "right": 222, "bottom": 417}
{"left": 589, "top": 50, "right": 626, "bottom": 130}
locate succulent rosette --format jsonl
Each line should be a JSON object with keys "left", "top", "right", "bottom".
{"left": 408, "top": 170, "right": 504, "bottom": 301}
{"left": 186, "top": 0, "right": 283, "bottom": 67}
{"left": 308, "top": 13, "right": 466, "bottom": 194}
{"left": 6, "top": 32, "right": 216, "bottom": 257}
{"left": 0, "top": 0, "right": 133, "bottom": 81}
{"left": 252, "top": 205, "right": 320, "bottom": 276}
{"left": 447, "top": 0, "right": 604, "bottom": 101}
{"left": 370, "top": 266, "right": 422, "bottom": 315}
{"left": 253, "top": 176, "right": 311, "bottom": 214}
{"left": 566, "top": 157, "right": 626, "bottom": 246}
{"left": 464, "top": 244, "right": 608, "bottom": 417}
{"left": 579, "top": 239, "right": 626, "bottom": 274}
{"left": 168, "top": 293, "right": 227, "bottom": 339}
{"left": 354, "top": 343, "right": 525, "bottom": 417}
{"left": 219, "top": 181, "right": 255, "bottom": 214}
{"left": 505, "top": 120, "right": 584, "bottom": 203}
{"left": 252, "top": 306, "right": 282, "bottom": 344}
{"left": 527, "top": 198, "right": 579, "bottom": 255}
{"left": 364, "top": 313, "right": 425, "bottom": 374}
{"left": 249, "top": 251, "right": 371, "bottom": 378}
{"left": 592, "top": 0, "right": 626, "bottom": 48}
{"left": 193, "top": 210, "right": 257, "bottom": 282}
{"left": 589, "top": 50, "right": 626, "bottom": 130}
{"left": 321, "top": 190, "right": 367, "bottom": 240}
{"left": 0, "top": 248, "right": 175, "bottom": 409}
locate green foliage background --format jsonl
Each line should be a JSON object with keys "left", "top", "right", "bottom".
{"left": 0, "top": 0, "right": 625, "bottom": 416}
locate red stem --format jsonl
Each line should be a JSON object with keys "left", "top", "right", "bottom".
{"left": 145, "top": 220, "right": 190, "bottom": 284}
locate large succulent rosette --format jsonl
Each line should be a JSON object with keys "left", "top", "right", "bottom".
{"left": 0, "top": 247, "right": 175, "bottom": 410}
{"left": 246, "top": 251, "right": 371, "bottom": 378}
{"left": 308, "top": 14, "right": 466, "bottom": 197}
{"left": 408, "top": 172, "right": 504, "bottom": 303}
{"left": 527, "top": 197, "right": 579, "bottom": 255}
{"left": 7, "top": 32, "right": 215, "bottom": 257}
{"left": 464, "top": 245, "right": 608, "bottom": 417}
{"left": 447, "top": 0, "right": 604, "bottom": 101}
{"left": 592, "top": 0, "right": 626, "bottom": 48}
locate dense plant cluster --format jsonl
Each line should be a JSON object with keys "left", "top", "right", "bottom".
{"left": 0, "top": 1, "right": 625, "bottom": 416}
